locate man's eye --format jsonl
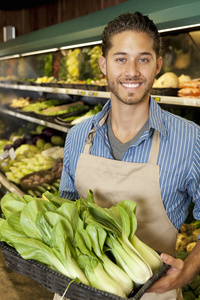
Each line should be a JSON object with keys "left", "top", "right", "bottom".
{"left": 139, "top": 58, "right": 149, "bottom": 63}
{"left": 117, "top": 58, "right": 126, "bottom": 62}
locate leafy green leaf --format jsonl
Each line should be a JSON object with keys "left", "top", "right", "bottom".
{"left": 1, "top": 193, "right": 26, "bottom": 218}
{"left": 20, "top": 199, "right": 56, "bottom": 240}
{"left": 7, "top": 211, "right": 26, "bottom": 235}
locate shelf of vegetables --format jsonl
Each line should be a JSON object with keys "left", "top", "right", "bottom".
{"left": 0, "top": 95, "right": 104, "bottom": 197}
{"left": 0, "top": 113, "right": 66, "bottom": 196}
{"left": 1, "top": 82, "right": 200, "bottom": 108}
{"left": 0, "top": 107, "right": 71, "bottom": 133}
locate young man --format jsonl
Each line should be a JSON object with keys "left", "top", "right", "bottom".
{"left": 57, "top": 12, "right": 200, "bottom": 299}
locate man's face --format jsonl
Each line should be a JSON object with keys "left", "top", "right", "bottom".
{"left": 99, "top": 30, "right": 162, "bottom": 106}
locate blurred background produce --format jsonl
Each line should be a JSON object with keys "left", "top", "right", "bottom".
{"left": 0, "top": 45, "right": 106, "bottom": 88}
{"left": 0, "top": 120, "right": 65, "bottom": 195}
{"left": 176, "top": 219, "right": 200, "bottom": 300}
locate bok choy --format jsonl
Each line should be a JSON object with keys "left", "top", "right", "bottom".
{"left": 0, "top": 190, "right": 163, "bottom": 298}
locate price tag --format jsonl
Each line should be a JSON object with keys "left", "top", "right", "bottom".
{"left": 88, "top": 92, "right": 98, "bottom": 96}
{"left": 153, "top": 97, "right": 161, "bottom": 102}
{"left": 77, "top": 90, "right": 86, "bottom": 95}
{"left": 183, "top": 98, "right": 197, "bottom": 106}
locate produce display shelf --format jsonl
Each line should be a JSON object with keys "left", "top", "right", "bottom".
{"left": 0, "top": 82, "right": 110, "bottom": 99}
{"left": 151, "top": 95, "right": 200, "bottom": 107}
{"left": 0, "top": 107, "right": 71, "bottom": 134}
{"left": 0, "top": 173, "right": 24, "bottom": 196}
{"left": 1, "top": 82, "right": 200, "bottom": 107}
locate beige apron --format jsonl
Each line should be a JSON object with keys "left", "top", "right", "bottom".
{"left": 54, "top": 121, "right": 182, "bottom": 300}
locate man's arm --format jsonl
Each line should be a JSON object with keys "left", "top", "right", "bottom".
{"left": 148, "top": 240, "right": 200, "bottom": 294}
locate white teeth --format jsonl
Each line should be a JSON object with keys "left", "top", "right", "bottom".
{"left": 122, "top": 83, "right": 140, "bottom": 88}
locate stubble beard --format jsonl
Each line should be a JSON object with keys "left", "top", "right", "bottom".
{"left": 107, "top": 77, "right": 155, "bottom": 106}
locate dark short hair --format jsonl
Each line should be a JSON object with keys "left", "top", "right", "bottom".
{"left": 101, "top": 12, "right": 162, "bottom": 58}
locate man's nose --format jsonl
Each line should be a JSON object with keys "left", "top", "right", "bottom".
{"left": 124, "top": 61, "right": 140, "bottom": 77}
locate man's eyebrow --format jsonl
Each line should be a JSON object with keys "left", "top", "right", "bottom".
{"left": 113, "top": 52, "right": 127, "bottom": 56}
{"left": 113, "top": 51, "right": 153, "bottom": 56}
{"left": 140, "top": 52, "right": 153, "bottom": 56}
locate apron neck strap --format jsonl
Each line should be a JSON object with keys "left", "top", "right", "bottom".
{"left": 148, "top": 129, "right": 160, "bottom": 164}
{"left": 83, "top": 128, "right": 96, "bottom": 153}
{"left": 84, "top": 114, "right": 160, "bottom": 165}
{"left": 83, "top": 110, "right": 110, "bottom": 154}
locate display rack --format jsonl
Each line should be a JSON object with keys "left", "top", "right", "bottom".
{"left": 0, "top": 173, "right": 24, "bottom": 196}
{"left": 1, "top": 82, "right": 200, "bottom": 107}
{"left": 0, "top": 107, "right": 71, "bottom": 133}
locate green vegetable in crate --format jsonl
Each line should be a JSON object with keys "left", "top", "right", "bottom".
{"left": 0, "top": 191, "right": 163, "bottom": 298}
{"left": 76, "top": 248, "right": 126, "bottom": 297}
{"left": 85, "top": 200, "right": 162, "bottom": 283}
{"left": 73, "top": 222, "right": 128, "bottom": 297}
{"left": 0, "top": 194, "right": 89, "bottom": 285}
{"left": 85, "top": 223, "right": 134, "bottom": 295}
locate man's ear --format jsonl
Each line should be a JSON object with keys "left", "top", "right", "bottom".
{"left": 156, "top": 56, "right": 162, "bottom": 76}
{"left": 99, "top": 56, "right": 107, "bottom": 76}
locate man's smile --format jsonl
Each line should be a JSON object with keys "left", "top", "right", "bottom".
{"left": 121, "top": 82, "right": 142, "bottom": 88}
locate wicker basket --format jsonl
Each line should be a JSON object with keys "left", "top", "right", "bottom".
{"left": 0, "top": 242, "right": 170, "bottom": 300}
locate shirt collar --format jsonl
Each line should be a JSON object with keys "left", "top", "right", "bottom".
{"left": 93, "top": 100, "right": 111, "bottom": 127}
{"left": 93, "top": 97, "right": 168, "bottom": 138}
{"left": 149, "top": 97, "right": 168, "bottom": 138}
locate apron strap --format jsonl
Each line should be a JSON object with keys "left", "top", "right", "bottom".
{"left": 83, "top": 128, "right": 96, "bottom": 154}
{"left": 83, "top": 110, "right": 110, "bottom": 154}
{"left": 148, "top": 129, "right": 160, "bottom": 164}
{"left": 84, "top": 114, "right": 160, "bottom": 165}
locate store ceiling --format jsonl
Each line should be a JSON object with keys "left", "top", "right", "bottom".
{"left": 1, "top": 0, "right": 200, "bottom": 58}
{"left": 0, "top": 0, "right": 56, "bottom": 10}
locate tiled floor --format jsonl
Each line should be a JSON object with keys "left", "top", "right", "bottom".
{"left": 0, "top": 249, "right": 54, "bottom": 300}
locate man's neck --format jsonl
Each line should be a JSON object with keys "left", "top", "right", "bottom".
{"left": 110, "top": 100, "right": 149, "bottom": 144}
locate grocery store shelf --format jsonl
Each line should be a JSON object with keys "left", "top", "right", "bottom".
{"left": 0, "top": 82, "right": 110, "bottom": 99}
{"left": 150, "top": 95, "right": 200, "bottom": 107}
{"left": 0, "top": 173, "right": 24, "bottom": 196}
{"left": 0, "top": 107, "right": 71, "bottom": 133}
{"left": 1, "top": 82, "right": 200, "bottom": 107}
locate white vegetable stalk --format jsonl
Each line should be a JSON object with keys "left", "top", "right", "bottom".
{"left": 101, "top": 253, "right": 134, "bottom": 296}
{"left": 130, "top": 235, "right": 163, "bottom": 274}
{"left": 85, "top": 261, "right": 126, "bottom": 298}
{"left": 107, "top": 234, "right": 153, "bottom": 285}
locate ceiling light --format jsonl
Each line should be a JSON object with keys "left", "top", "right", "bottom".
{"left": 60, "top": 40, "right": 102, "bottom": 50}
{"left": 21, "top": 48, "right": 58, "bottom": 57}
{"left": 159, "top": 23, "right": 200, "bottom": 33}
{"left": 0, "top": 54, "right": 20, "bottom": 61}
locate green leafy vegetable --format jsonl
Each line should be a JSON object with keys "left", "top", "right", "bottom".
{"left": 86, "top": 223, "right": 134, "bottom": 295}
{"left": 0, "top": 190, "right": 163, "bottom": 298}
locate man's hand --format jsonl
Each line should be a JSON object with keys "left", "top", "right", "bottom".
{"left": 147, "top": 253, "right": 184, "bottom": 294}
{"left": 147, "top": 241, "right": 200, "bottom": 294}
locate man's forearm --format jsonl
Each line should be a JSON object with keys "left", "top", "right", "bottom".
{"left": 182, "top": 239, "right": 200, "bottom": 284}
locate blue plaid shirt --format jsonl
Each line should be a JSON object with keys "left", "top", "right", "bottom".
{"left": 59, "top": 98, "right": 200, "bottom": 237}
